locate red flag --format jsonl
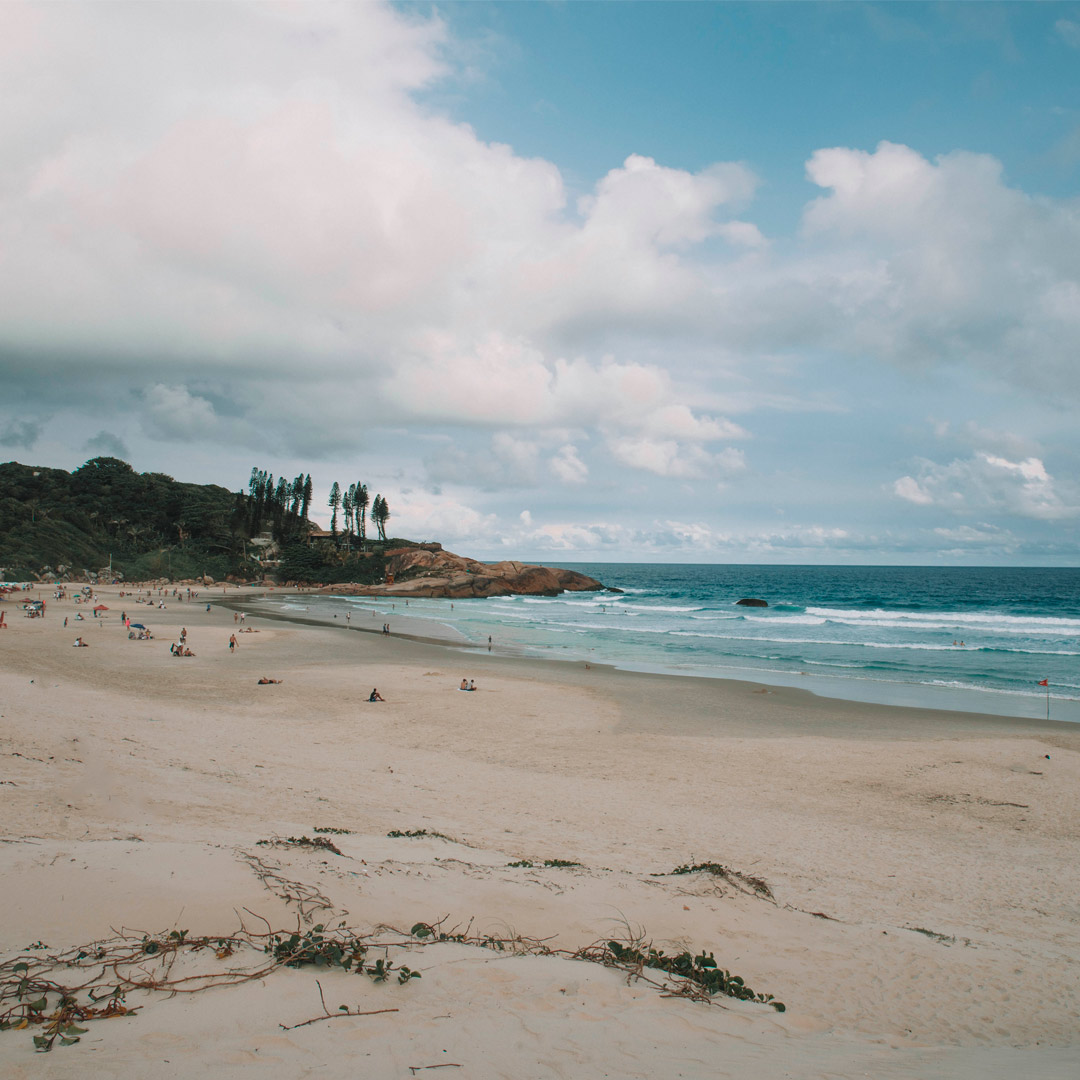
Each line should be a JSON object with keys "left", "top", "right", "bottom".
{"left": 1038, "top": 679, "right": 1049, "bottom": 687}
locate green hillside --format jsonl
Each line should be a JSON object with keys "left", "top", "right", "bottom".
{"left": 0, "top": 457, "right": 412, "bottom": 585}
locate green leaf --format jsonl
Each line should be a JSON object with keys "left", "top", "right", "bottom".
{"left": 12, "top": 962, "right": 28, "bottom": 973}
{"left": 26, "top": 996, "right": 48, "bottom": 1011}
{"left": 33, "top": 1035, "right": 52, "bottom": 1052}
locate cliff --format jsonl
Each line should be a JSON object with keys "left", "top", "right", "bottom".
{"left": 316, "top": 547, "right": 606, "bottom": 599}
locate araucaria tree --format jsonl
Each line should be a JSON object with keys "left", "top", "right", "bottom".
{"left": 372, "top": 494, "right": 390, "bottom": 541}
{"left": 354, "top": 483, "right": 369, "bottom": 542}
{"left": 328, "top": 482, "right": 341, "bottom": 538}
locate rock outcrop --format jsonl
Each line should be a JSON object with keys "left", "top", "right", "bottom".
{"left": 736, "top": 597, "right": 768, "bottom": 607}
{"left": 318, "top": 548, "right": 605, "bottom": 599}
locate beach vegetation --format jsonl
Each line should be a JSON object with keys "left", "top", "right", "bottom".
{"left": 256, "top": 835, "right": 345, "bottom": 856}
{"left": 1, "top": 910, "right": 785, "bottom": 1053}
{"left": 386, "top": 828, "right": 458, "bottom": 842}
{"left": 660, "top": 862, "right": 774, "bottom": 899}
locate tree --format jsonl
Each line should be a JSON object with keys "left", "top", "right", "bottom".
{"left": 372, "top": 494, "right": 390, "bottom": 541}
{"left": 328, "top": 481, "right": 341, "bottom": 539}
{"left": 355, "top": 483, "right": 369, "bottom": 543}
{"left": 342, "top": 486, "right": 354, "bottom": 552}
{"left": 301, "top": 475, "right": 313, "bottom": 524}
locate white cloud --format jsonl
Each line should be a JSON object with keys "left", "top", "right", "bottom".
{"left": 550, "top": 444, "right": 588, "bottom": 484}
{"left": 607, "top": 437, "right": 713, "bottom": 478}
{"left": 893, "top": 475, "right": 934, "bottom": 505}
{"left": 141, "top": 384, "right": 217, "bottom": 440}
{"left": 892, "top": 452, "right": 1077, "bottom": 520}
{"left": 391, "top": 491, "right": 497, "bottom": 543}
{"left": 0, "top": 4, "right": 1077, "bottom": 562}
{"left": 797, "top": 141, "right": 1080, "bottom": 394}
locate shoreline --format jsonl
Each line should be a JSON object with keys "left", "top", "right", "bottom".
{"left": 237, "top": 589, "right": 1080, "bottom": 738}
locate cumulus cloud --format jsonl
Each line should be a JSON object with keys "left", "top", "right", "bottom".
{"left": 550, "top": 444, "right": 588, "bottom": 484}
{"left": 607, "top": 437, "right": 714, "bottom": 478}
{"left": 893, "top": 452, "right": 1077, "bottom": 519}
{"left": 141, "top": 384, "right": 217, "bottom": 441}
{"left": 798, "top": 141, "right": 1080, "bottom": 394}
{"left": 0, "top": 3, "right": 1077, "bottom": 560}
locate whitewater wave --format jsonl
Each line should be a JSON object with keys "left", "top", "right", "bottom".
{"left": 805, "top": 607, "right": 1080, "bottom": 631}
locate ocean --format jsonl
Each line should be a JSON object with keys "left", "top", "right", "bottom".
{"left": 299, "top": 564, "right": 1080, "bottom": 724}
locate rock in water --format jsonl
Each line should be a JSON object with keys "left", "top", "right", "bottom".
{"left": 736, "top": 598, "right": 768, "bottom": 607}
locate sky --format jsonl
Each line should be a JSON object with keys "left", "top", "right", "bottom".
{"left": 1, "top": 1, "right": 1079, "bottom": 565}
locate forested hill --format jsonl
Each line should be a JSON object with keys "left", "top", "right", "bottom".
{"left": 0, "top": 457, "right": 414, "bottom": 585}
{"left": 0, "top": 457, "right": 242, "bottom": 581}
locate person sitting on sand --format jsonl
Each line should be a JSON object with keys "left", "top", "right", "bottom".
{"left": 369, "top": 688, "right": 384, "bottom": 702}
{"left": 258, "top": 677, "right": 282, "bottom": 684}
{"left": 469, "top": 679, "right": 476, "bottom": 691}
{"left": 460, "top": 678, "right": 469, "bottom": 690}
{"left": 182, "top": 647, "right": 195, "bottom": 657}
{"left": 73, "top": 637, "right": 87, "bottom": 647}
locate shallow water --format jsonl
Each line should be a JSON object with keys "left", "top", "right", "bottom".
{"left": 281, "top": 564, "right": 1080, "bottom": 723}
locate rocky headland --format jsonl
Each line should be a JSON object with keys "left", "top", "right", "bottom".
{"left": 316, "top": 545, "right": 607, "bottom": 599}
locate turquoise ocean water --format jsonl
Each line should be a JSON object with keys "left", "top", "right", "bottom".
{"left": 306, "top": 564, "right": 1079, "bottom": 724}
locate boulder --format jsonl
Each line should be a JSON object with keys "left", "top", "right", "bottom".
{"left": 315, "top": 547, "right": 605, "bottom": 599}
{"left": 736, "top": 598, "right": 768, "bottom": 607}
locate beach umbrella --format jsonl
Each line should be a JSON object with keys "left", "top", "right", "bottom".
{"left": 94, "top": 604, "right": 109, "bottom": 612}
{"left": 130, "top": 622, "right": 147, "bottom": 629}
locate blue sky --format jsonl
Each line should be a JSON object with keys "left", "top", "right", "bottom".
{"left": 1, "top": 1, "right": 1079, "bottom": 563}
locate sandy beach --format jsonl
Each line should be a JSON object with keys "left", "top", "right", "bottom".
{"left": 1, "top": 585, "right": 1078, "bottom": 1078}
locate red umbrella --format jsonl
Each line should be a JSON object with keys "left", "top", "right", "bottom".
{"left": 93, "top": 604, "right": 109, "bottom": 612}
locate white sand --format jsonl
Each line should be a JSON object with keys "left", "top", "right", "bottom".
{"left": 1, "top": 585, "right": 1078, "bottom": 1078}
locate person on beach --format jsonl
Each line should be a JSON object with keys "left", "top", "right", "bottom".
{"left": 460, "top": 678, "right": 469, "bottom": 690}
{"left": 229, "top": 634, "right": 238, "bottom": 653}
{"left": 469, "top": 679, "right": 476, "bottom": 691}
{"left": 258, "top": 677, "right": 282, "bottom": 684}
{"left": 369, "top": 688, "right": 384, "bottom": 701}
{"left": 73, "top": 637, "right": 87, "bottom": 646}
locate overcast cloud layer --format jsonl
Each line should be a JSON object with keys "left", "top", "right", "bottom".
{"left": 1, "top": 2, "right": 1078, "bottom": 563}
